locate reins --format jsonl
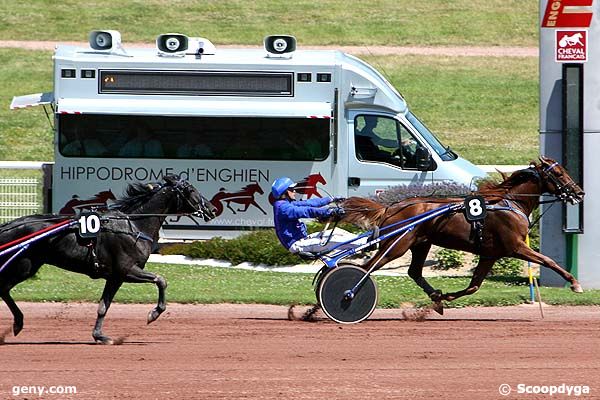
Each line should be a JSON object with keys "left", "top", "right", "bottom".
{"left": 104, "top": 212, "right": 200, "bottom": 218}
{"left": 527, "top": 198, "right": 560, "bottom": 232}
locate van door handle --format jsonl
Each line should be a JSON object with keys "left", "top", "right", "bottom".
{"left": 348, "top": 177, "right": 361, "bottom": 187}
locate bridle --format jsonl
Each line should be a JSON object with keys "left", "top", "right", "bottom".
{"left": 538, "top": 161, "right": 581, "bottom": 203}
{"left": 171, "top": 178, "right": 214, "bottom": 221}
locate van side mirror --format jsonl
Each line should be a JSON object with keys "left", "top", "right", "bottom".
{"left": 415, "top": 147, "right": 433, "bottom": 171}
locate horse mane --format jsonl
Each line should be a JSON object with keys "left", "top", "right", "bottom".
{"left": 112, "top": 182, "right": 161, "bottom": 212}
{"left": 341, "top": 197, "right": 387, "bottom": 229}
{"left": 477, "top": 162, "right": 541, "bottom": 198}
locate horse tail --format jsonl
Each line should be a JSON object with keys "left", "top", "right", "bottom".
{"left": 341, "top": 197, "right": 387, "bottom": 229}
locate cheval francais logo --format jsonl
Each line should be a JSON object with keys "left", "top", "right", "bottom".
{"left": 556, "top": 30, "right": 588, "bottom": 62}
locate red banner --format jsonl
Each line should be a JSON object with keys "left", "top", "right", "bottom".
{"left": 542, "top": 0, "right": 594, "bottom": 27}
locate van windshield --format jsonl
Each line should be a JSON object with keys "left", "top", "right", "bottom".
{"left": 406, "top": 112, "right": 456, "bottom": 161}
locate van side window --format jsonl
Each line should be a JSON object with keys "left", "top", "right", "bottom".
{"left": 58, "top": 114, "right": 330, "bottom": 161}
{"left": 60, "top": 125, "right": 108, "bottom": 157}
{"left": 354, "top": 115, "right": 423, "bottom": 169}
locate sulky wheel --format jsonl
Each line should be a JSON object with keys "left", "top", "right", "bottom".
{"left": 317, "top": 265, "right": 377, "bottom": 324}
{"left": 313, "top": 260, "right": 364, "bottom": 305}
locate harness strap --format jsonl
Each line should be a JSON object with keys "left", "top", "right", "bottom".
{"left": 486, "top": 198, "right": 558, "bottom": 234}
{"left": 102, "top": 228, "right": 154, "bottom": 244}
{"left": 469, "top": 220, "right": 485, "bottom": 250}
{"left": 136, "top": 231, "right": 154, "bottom": 244}
{"left": 83, "top": 240, "right": 101, "bottom": 271}
{"left": 486, "top": 199, "right": 530, "bottom": 224}
{"left": 544, "top": 161, "right": 559, "bottom": 173}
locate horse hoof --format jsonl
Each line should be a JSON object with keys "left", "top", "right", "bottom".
{"left": 147, "top": 309, "right": 161, "bottom": 324}
{"left": 432, "top": 302, "right": 444, "bottom": 315}
{"left": 13, "top": 323, "right": 23, "bottom": 337}
{"left": 571, "top": 283, "right": 584, "bottom": 293}
{"left": 94, "top": 336, "right": 114, "bottom": 345}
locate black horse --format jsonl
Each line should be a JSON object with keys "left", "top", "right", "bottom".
{"left": 0, "top": 175, "right": 216, "bottom": 344}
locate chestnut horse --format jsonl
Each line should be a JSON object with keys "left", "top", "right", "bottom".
{"left": 339, "top": 157, "right": 584, "bottom": 312}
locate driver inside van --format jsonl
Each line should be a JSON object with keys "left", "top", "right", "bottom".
{"left": 355, "top": 115, "right": 420, "bottom": 168}
{"left": 355, "top": 115, "right": 401, "bottom": 164}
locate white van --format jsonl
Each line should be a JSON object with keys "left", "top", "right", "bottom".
{"left": 11, "top": 31, "right": 485, "bottom": 238}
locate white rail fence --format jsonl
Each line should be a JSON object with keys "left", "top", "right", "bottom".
{"left": 0, "top": 178, "right": 40, "bottom": 223}
{"left": 0, "top": 161, "right": 48, "bottom": 224}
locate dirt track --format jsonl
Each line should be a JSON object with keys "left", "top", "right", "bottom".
{"left": 1, "top": 302, "right": 599, "bottom": 399}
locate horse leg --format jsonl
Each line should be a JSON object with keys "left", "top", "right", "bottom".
{"left": 93, "top": 279, "right": 123, "bottom": 344}
{"left": 512, "top": 244, "right": 582, "bottom": 292}
{"left": 124, "top": 266, "right": 168, "bottom": 324}
{"left": 0, "top": 257, "right": 41, "bottom": 337}
{"left": 407, "top": 243, "right": 437, "bottom": 296}
{"left": 1, "top": 293, "right": 24, "bottom": 336}
{"left": 407, "top": 243, "right": 449, "bottom": 315}
{"left": 226, "top": 201, "right": 237, "bottom": 214}
{"left": 440, "top": 257, "right": 497, "bottom": 302}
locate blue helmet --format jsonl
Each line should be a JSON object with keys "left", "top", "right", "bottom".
{"left": 271, "top": 177, "right": 296, "bottom": 199}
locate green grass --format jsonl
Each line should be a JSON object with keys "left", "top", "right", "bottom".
{"left": 0, "top": 0, "right": 537, "bottom": 47}
{"left": 11, "top": 264, "right": 600, "bottom": 308}
{"left": 1, "top": 49, "right": 538, "bottom": 164}
{"left": 367, "top": 55, "right": 539, "bottom": 164}
{"left": 0, "top": 49, "right": 54, "bottom": 161}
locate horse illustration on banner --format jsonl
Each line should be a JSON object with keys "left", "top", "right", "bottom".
{"left": 268, "top": 173, "right": 327, "bottom": 204}
{"left": 210, "top": 182, "right": 267, "bottom": 217}
{"left": 295, "top": 173, "right": 326, "bottom": 198}
{"left": 59, "top": 190, "right": 116, "bottom": 215}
